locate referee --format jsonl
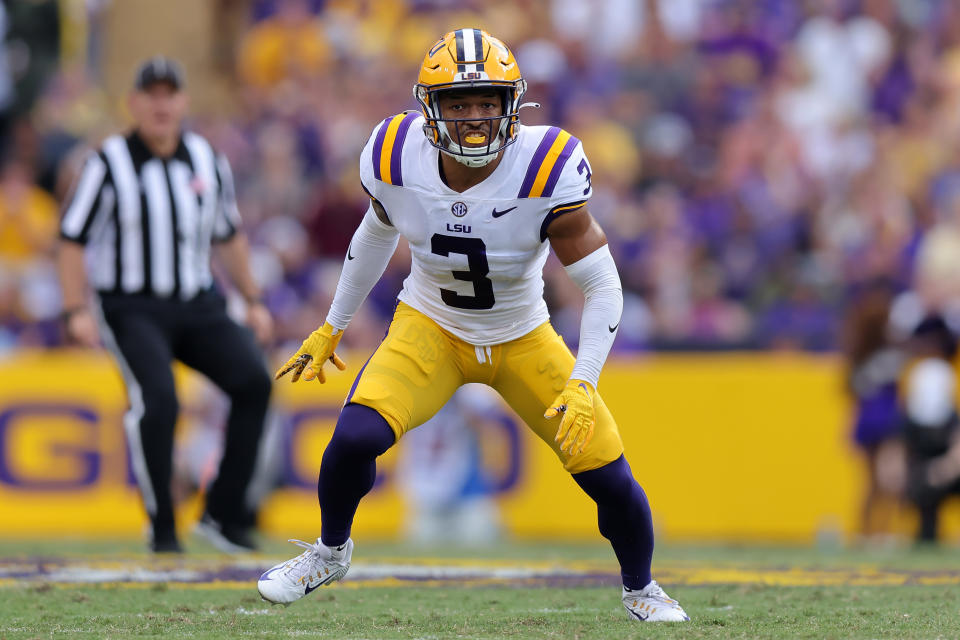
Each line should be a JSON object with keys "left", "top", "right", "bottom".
{"left": 56, "top": 57, "right": 272, "bottom": 554}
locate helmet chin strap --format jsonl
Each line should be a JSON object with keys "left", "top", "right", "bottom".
{"left": 443, "top": 141, "right": 501, "bottom": 167}
{"left": 440, "top": 119, "right": 509, "bottom": 168}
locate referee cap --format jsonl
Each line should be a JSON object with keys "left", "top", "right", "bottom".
{"left": 134, "top": 56, "right": 185, "bottom": 91}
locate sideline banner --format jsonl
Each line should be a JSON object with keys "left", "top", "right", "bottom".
{"left": 0, "top": 349, "right": 942, "bottom": 542}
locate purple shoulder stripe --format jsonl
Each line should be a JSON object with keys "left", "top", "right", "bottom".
{"left": 371, "top": 118, "right": 390, "bottom": 182}
{"left": 518, "top": 127, "right": 560, "bottom": 198}
{"left": 540, "top": 135, "right": 579, "bottom": 198}
{"left": 388, "top": 112, "right": 419, "bottom": 186}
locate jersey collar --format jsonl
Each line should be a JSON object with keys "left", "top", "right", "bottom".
{"left": 423, "top": 129, "right": 521, "bottom": 198}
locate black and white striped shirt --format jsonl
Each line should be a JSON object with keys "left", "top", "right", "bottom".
{"left": 60, "top": 130, "right": 242, "bottom": 299}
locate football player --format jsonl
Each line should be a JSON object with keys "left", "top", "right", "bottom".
{"left": 257, "top": 28, "right": 688, "bottom": 622}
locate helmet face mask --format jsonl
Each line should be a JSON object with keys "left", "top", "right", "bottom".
{"left": 423, "top": 87, "right": 511, "bottom": 167}
{"left": 414, "top": 28, "right": 527, "bottom": 167}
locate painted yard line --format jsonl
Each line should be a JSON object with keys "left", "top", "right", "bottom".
{"left": 0, "top": 564, "right": 611, "bottom": 584}
{"left": 0, "top": 556, "right": 601, "bottom": 571}
{"left": 1, "top": 564, "right": 959, "bottom": 588}
{"left": 0, "top": 577, "right": 598, "bottom": 591}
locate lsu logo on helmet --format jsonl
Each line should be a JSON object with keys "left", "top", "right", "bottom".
{"left": 413, "top": 28, "right": 534, "bottom": 168}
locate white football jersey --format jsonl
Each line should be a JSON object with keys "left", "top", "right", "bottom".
{"left": 359, "top": 112, "right": 593, "bottom": 346}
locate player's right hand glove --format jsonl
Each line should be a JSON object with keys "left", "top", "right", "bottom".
{"left": 544, "top": 379, "right": 596, "bottom": 456}
{"left": 275, "top": 322, "right": 347, "bottom": 383}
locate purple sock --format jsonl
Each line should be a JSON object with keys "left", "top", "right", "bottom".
{"left": 572, "top": 455, "right": 654, "bottom": 590}
{"left": 317, "top": 403, "right": 395, "bottom": 546}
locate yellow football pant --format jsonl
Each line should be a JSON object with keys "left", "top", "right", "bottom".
{"left": 347, "top": 302, "right": 624, "bottom": 473}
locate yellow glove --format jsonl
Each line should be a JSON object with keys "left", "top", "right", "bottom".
{"left": 275, "top": 322, "right": 347, "bottom": 383}
{"left": 544, "top": 379, "right": 596, "bottom": 456}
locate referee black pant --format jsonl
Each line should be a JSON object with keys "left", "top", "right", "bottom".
{"left": 907, "top": 459, "right": 960, "bottom": 543}
{"left": 98, "top": 289, "right": 271, "bottom": 537}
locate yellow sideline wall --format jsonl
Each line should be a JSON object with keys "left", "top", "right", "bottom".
{"left": 0, "top": 349, "right": 954, "bottom": 542}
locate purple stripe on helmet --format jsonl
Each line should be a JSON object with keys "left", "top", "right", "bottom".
{"left": 541, "top": 134, "right": 579, "bottom": 198}
{"left": 455, "top": 29, "right": 466, "bottom": 73}
{"left": 371, "top": 118, "right": 389, "bottom": 181}
{"left": 518, "top": 127, "right": 560, "bottom": 198}
{"left": 389, "top": 112, "right": 418, "bottom": 186}
{"left": 473, "top": 29, "right": 484, "bottom": 71}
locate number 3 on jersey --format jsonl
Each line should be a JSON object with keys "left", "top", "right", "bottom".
{"left": 430, "top": 233, "right": 495, "bottom": 310}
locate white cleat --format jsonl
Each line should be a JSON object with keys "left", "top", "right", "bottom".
{"left": 257, "top": 538, "right": 353, "bottom": 605}
{"left": 622, "top": 580, "right": 690, "bottom": 622}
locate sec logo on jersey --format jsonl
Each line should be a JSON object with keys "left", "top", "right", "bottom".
{"left": 451, "top": 201, "right": 468, "bottom": 217}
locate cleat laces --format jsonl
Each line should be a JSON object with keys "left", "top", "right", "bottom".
{"left": 280, "top": 539, "right": 325, "bottom": 581}
{"left": 641, "top": 580, "right": 678, "bottom": 604}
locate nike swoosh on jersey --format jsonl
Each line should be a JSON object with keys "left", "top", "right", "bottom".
{"left": 347, "top": 243, "right": 355, "bottom": 260}
{"left": 491, "top": 206, "right": 518, "bottom": 218}
{"left": 608, "top": 321, "right": 619, "bottom": 333}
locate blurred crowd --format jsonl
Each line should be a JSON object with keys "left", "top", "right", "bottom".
{"left": 7, "top": 0, "right": 960, "bottom": 354}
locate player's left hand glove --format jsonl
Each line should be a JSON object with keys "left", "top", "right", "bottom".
{"left": 544, "top": 379, "right": 596, "bottom": 456}
{"left": 275, "top": 322, "right": 347, "bottom": 383}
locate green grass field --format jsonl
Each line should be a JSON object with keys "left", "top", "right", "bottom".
{"left": 1, "top": 538, "right": 958, "bottom": 639}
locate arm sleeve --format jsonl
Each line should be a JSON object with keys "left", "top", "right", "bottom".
{"left": 324, "top": 204, "right": 400, "bottom": 330}
{"left": 212, "top": 152, "right": 242, "bottom": 242}
{"left": 564, "top": 244, "right": 623, "bottom": 387}
{"left": 60, "top": 152, "right": 109, "bottom": 244}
